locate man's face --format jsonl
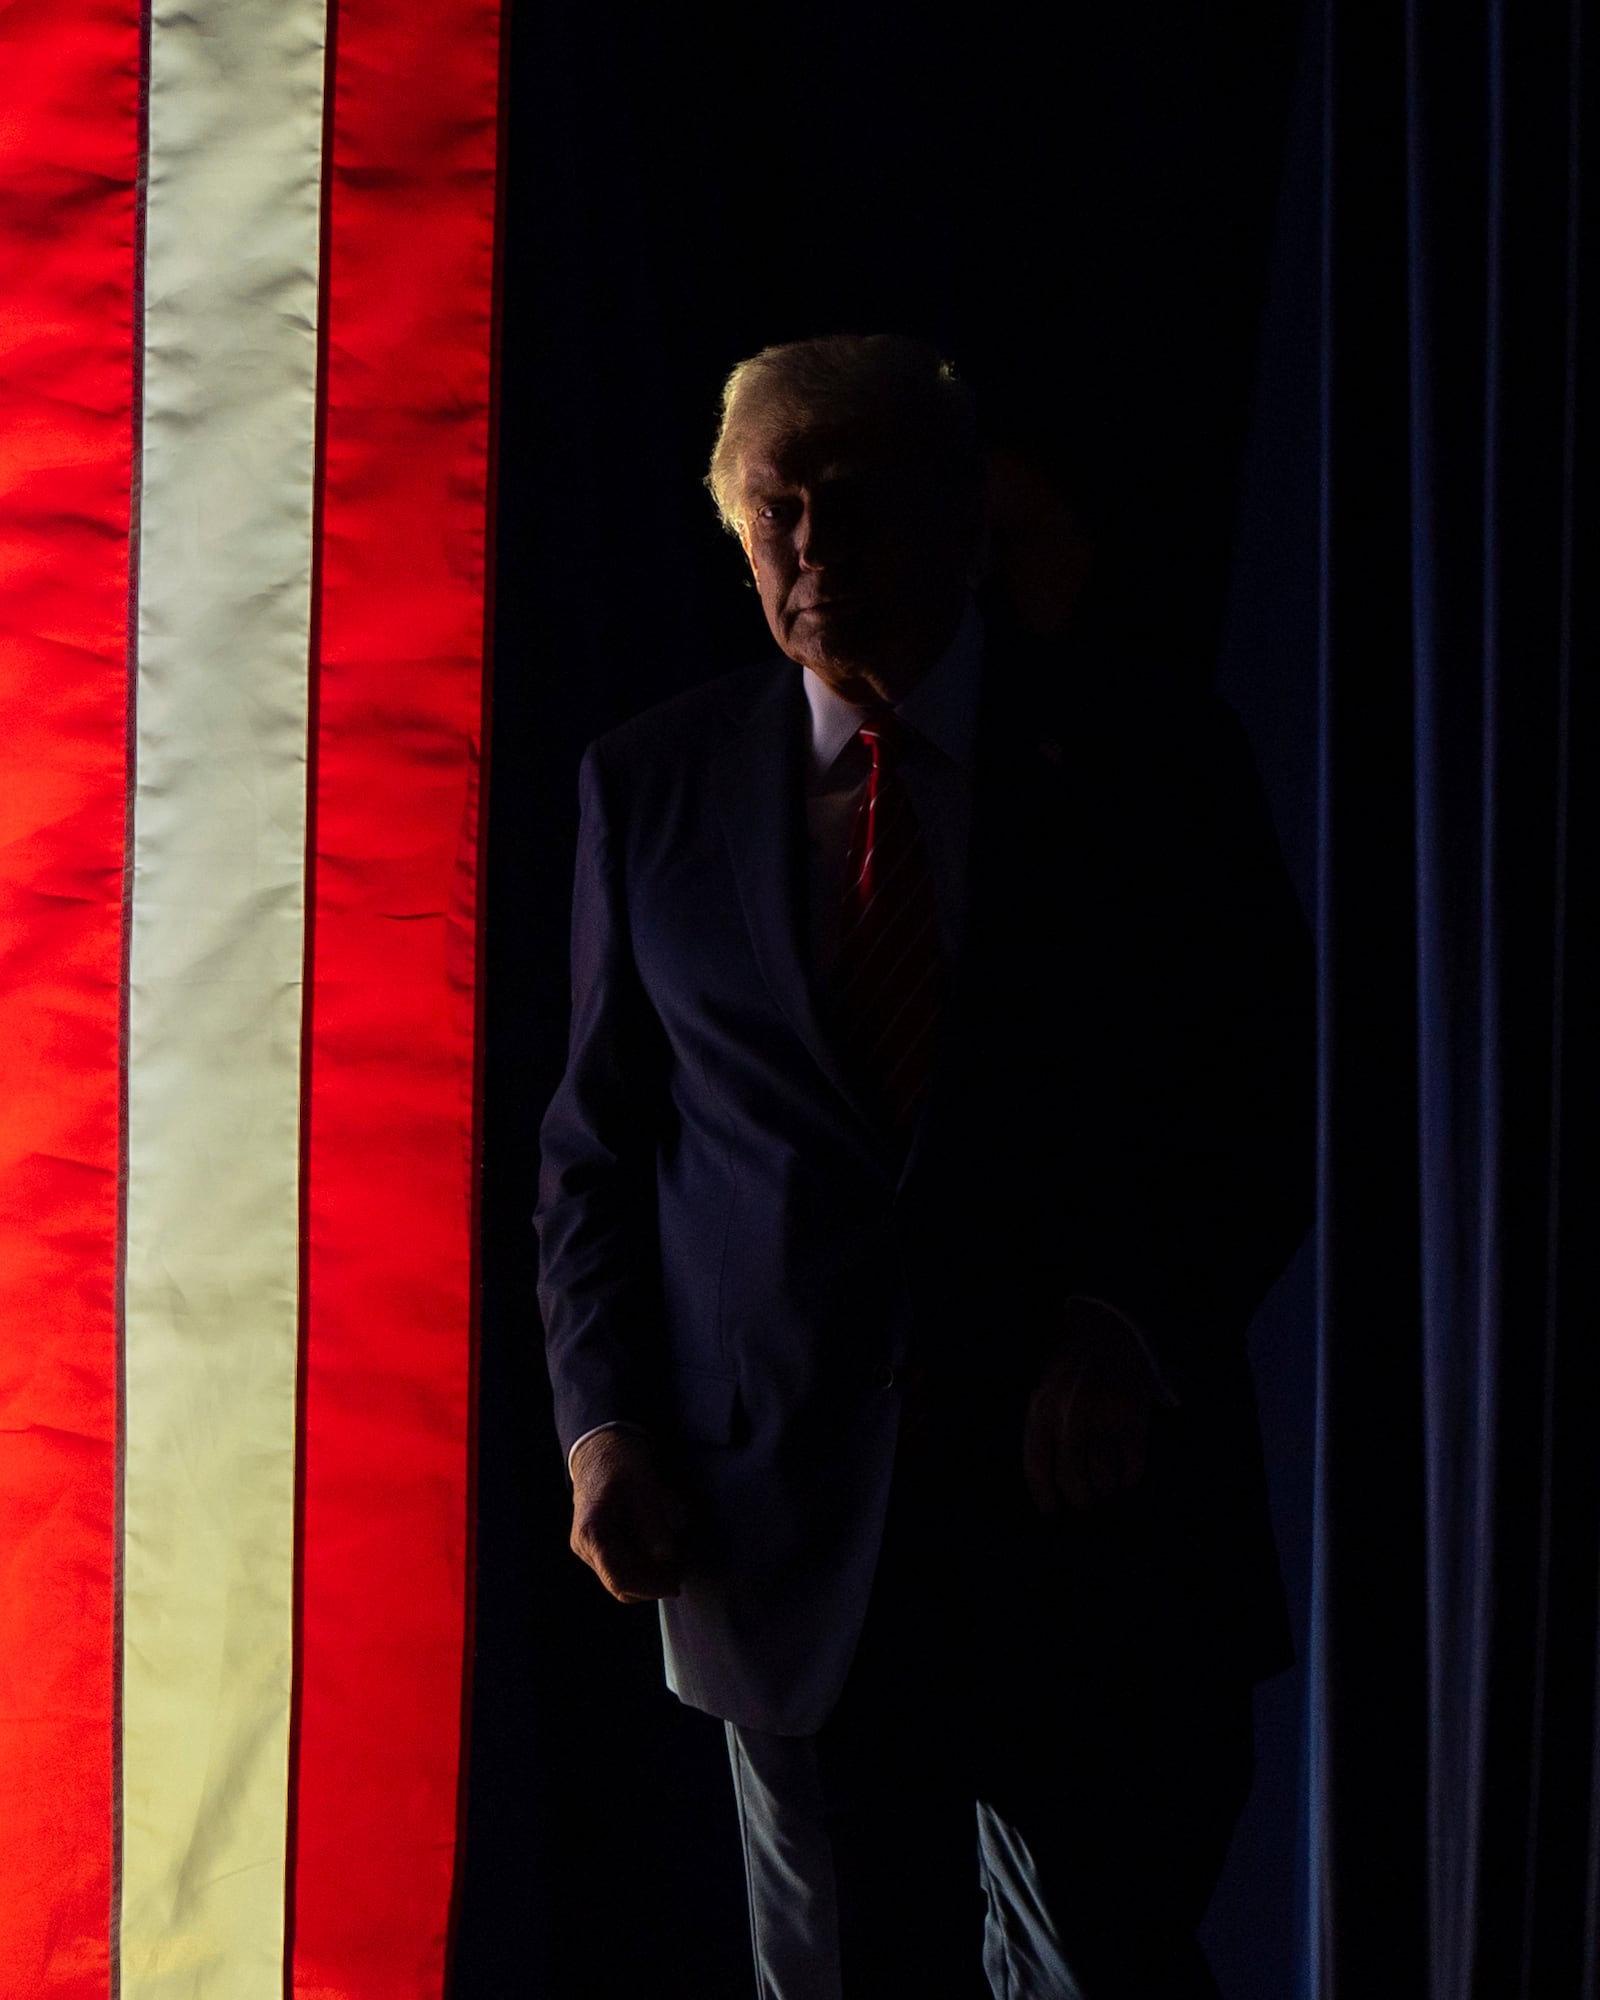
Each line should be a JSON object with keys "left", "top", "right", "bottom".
{"left": 737, "top": 421, "right": 978, "bottom": 704}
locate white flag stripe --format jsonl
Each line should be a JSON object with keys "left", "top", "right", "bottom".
{"left": 120, "top": 1, "right": 327, "bottom": 1990}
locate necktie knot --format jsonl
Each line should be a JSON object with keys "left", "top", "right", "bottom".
{"left": 855, "top": 709, "right": 903, "bottom": 765}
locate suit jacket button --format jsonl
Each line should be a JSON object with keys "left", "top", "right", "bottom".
{"left": 871, "top": 1363, "right": 895, "bottom": 1390}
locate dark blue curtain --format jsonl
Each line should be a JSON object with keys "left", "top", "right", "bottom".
{"left": 1314, "top": 1, "right": 1597, "bottom": 1991}
{"left": 463, "top": 1, "right": 1593, "bottom": 1991}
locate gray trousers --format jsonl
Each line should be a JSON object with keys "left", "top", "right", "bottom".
{"left": 725, "top": 1702, "right": 1247, "bottom": 2000}
{"left": 721, "top": 1416, "right": 1254, "bottom": 1998}
{"left": 727, "top": 1721, "right": 1108, "bottom": 2000}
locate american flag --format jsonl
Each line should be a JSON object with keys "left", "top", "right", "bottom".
{"left": 0, "top": 1, "right": 504, "bottom": 1991}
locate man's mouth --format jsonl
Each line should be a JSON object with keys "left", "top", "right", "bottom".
{"left": 792, "top": 597, "right": 865, "bottom": 618}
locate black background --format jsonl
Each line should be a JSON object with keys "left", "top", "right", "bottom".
{"left": 458, "top": 5, "right": 1319, "bottom": 1993}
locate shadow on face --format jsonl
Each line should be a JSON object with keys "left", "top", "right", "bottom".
{"left": 737, "top": 420, "right": 983, "bottom": 704}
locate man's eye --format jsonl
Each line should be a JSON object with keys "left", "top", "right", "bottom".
{"left": 755, "top": 502, "right": 796, "bottom": 528}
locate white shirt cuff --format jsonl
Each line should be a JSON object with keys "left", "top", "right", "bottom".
{"left": 567, "top": 1419, "right": 652, "bottom": 1480}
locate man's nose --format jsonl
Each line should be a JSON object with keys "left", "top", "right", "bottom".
{"left": 797, "top": 503, "right": 844, "bottom": 571}
{"left": 796, "top": 507, "right": 827, "bottom": 570}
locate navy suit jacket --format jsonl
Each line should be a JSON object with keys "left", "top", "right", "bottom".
{"left": 536, "top": 632, "right": 1314, "bottom": 1734}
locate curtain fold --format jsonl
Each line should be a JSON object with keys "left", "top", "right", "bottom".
{"left": 1314, "top": 1, "right": 1596, "bottom": 1992}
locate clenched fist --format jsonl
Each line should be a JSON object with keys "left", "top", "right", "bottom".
{"left": 569, "top": 1428, "right": 688, "bottom": 1602}
{"left": 1023, "top": 1299, "right": 1161, "bottom": 1515}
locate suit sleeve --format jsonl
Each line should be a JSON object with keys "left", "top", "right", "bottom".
{"left": 535, "top": 743, "right": 672, "bottom": 1461}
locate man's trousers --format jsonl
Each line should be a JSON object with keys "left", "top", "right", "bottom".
{"left": 722, "top": 1425, "right": 1257, "bottom": 2000}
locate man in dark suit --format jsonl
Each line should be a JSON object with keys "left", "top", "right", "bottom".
{"left": 536, "top": 335, "right": 1313, "bottom": 1997}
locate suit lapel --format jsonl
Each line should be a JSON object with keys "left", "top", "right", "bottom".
{"left": 897, "top": 643, "right": 1004, "bottom": 1191}
{"left": 712, "top": 638, "right": 1064, "bottom": 1174}
{"left": 713, "top": 666, "right": 879, "bottom": 1132}
{"left": 897, "top": 637, "right": 1067, "bottom": 1191}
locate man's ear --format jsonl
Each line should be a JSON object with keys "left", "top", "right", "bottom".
{"left": 738, "top": 531, "right": 759, "bottom": 583}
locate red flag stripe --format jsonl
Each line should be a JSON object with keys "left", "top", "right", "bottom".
{"left": 0, "top": 4, "right": 140, "bottom": 1992}
{"left": 291, "top": 1, "right": 503, "bottom": 1991}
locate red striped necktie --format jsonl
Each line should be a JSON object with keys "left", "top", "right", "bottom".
{"left": 837, "top": 712, "right": 946, "bottom": 1137}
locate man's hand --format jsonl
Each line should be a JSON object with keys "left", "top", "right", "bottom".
{"left": 1022, "top": 1300, "right": 1160, "bottom": 1515}
{"left": 569, "top": 1428, "right": 688, "bottom": 1602}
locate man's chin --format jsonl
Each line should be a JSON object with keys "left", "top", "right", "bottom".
{"left": 783, "top": 612, "right": 880, "bottom": 680}
{"left": 781, "top": 592, "right": 962, "bottom": 700}
{"left": 787, "top": 647, "right": 885, "bottom": 703}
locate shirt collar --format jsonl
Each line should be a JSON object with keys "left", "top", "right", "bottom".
{"left": 801, "top": 596, "right": 984, "bottom": 779}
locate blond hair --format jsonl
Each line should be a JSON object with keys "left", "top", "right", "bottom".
{"left": 706, "top": 333, "right": 980, "bottom": 535}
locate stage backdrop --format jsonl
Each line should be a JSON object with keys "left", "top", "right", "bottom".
{"left": 0, "top": 2, "right": 505, "bottom": 1994}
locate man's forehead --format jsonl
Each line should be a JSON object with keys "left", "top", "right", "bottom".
{"left": 739, "top": 425, "right": 905, "bottom": 494}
